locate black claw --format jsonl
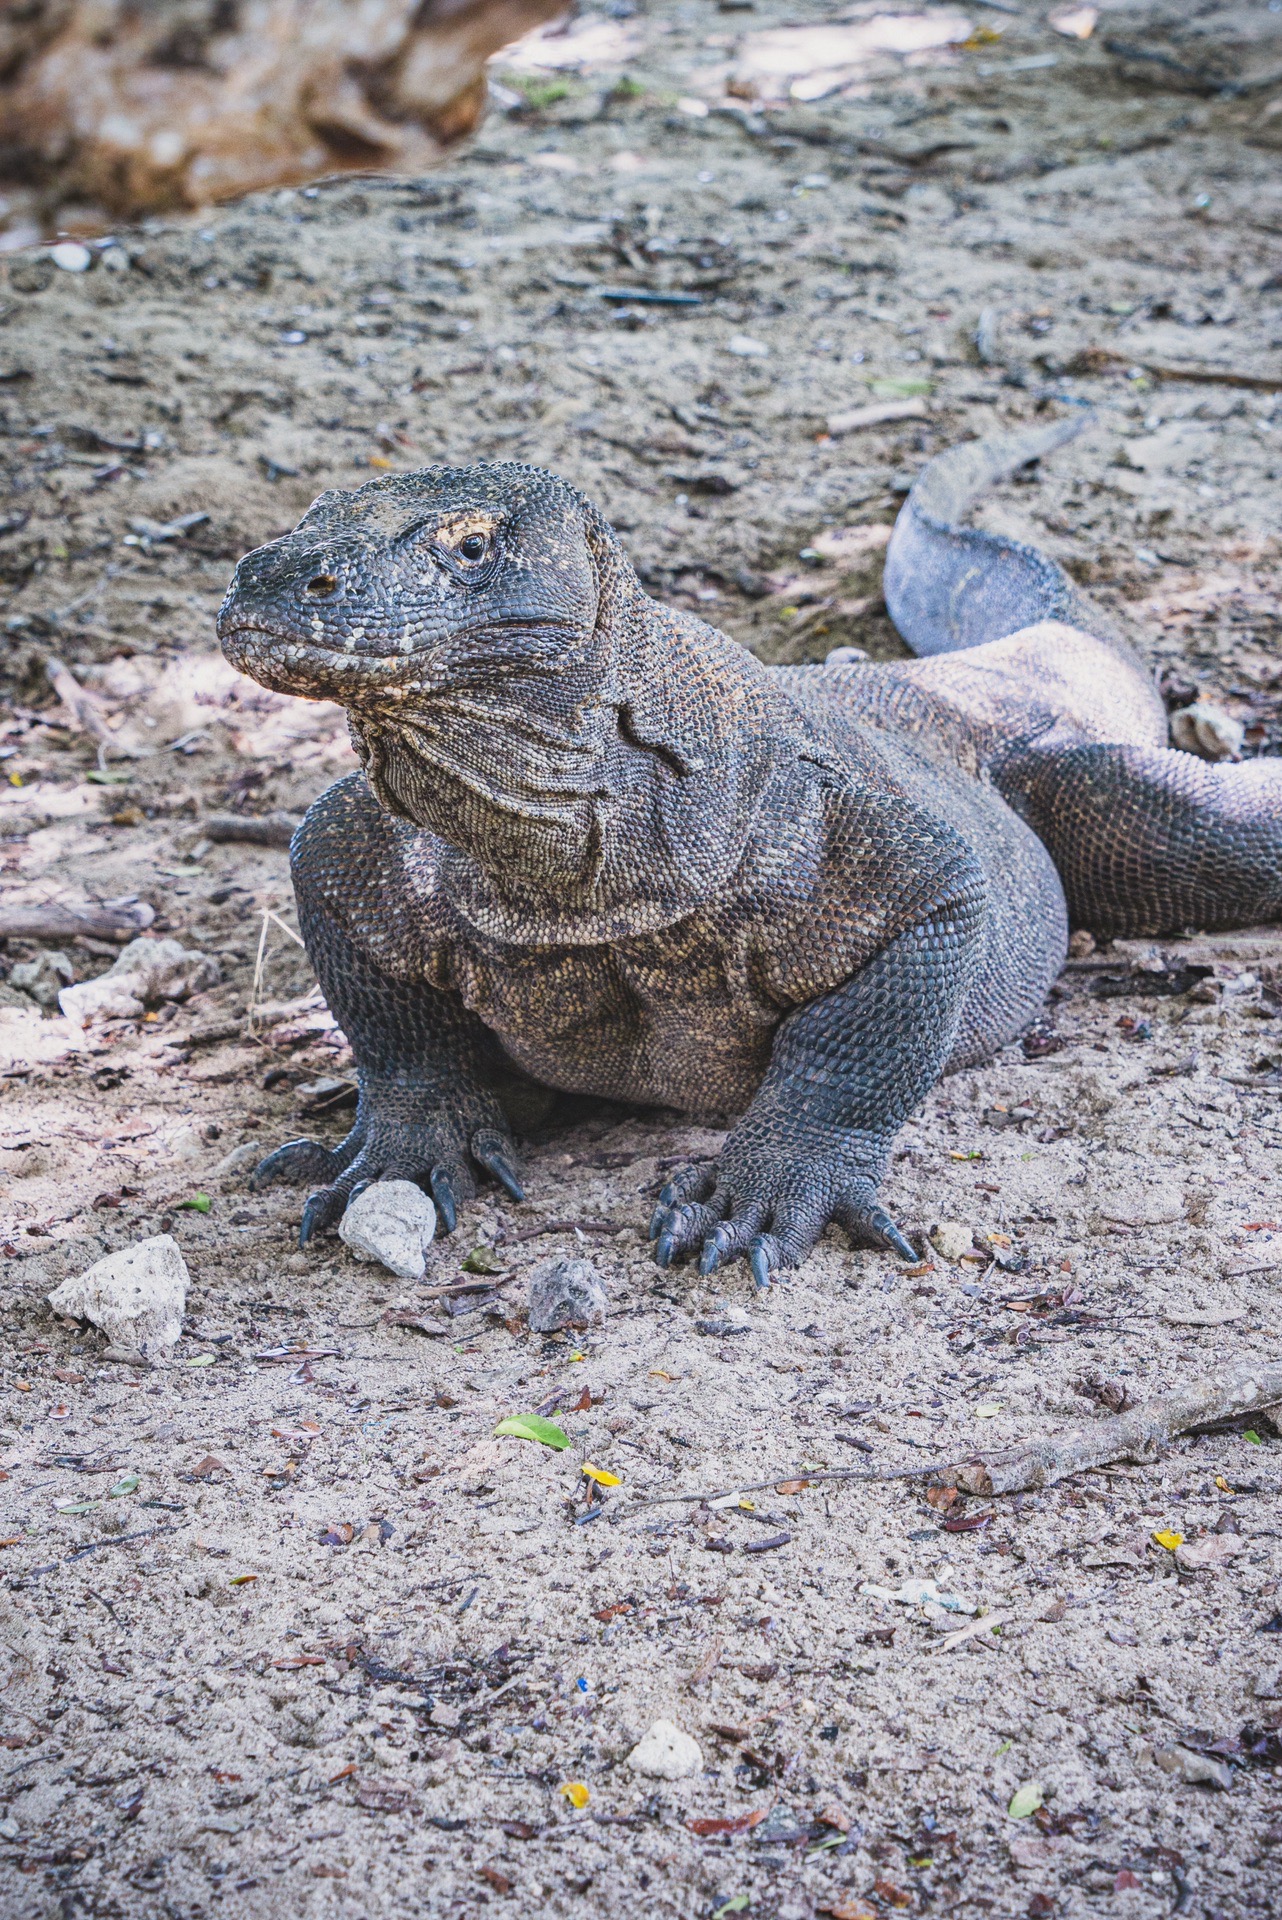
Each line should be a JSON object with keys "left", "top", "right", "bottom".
{"left": 648, "top": 1205, "right": 667, "bottom": 1242}
{"left": 298, "top": 1190, "right": 332, "bottom": 1248}
{"left": 658, "top": 1181, "right": 678, "bottom": 1209}
{"left": 347, "top": 1178, "right": 372, "bottom": 1208}
{"left": 471, "top": 1132, "right": 525, "bottom": 1202}
{"left": 655, "top": 1231, "right": 676, "bottom": 1269}
{"left": 749, "top": 1240, "right": 772, "bottom": 1291}
{"left": 250, "top": 1138, "right": 334, "bottom": 1193}
{"left": 871, "top": 1208, "right": 918, "bottom": 1263}
{"left": 430, "top": 1166, "right": 458, "bottom": 1234}
{"left": 699, "top": 1226, "right": 731, "bottom": 1277}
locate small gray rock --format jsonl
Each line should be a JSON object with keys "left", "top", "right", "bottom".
{"left": 338, "top": 1179, "right": 436, "bottom": 1280}
{"left": 1153, "top": 1743, "right": 1233, "bottom": 1791}
{"left": 9, "top": 950, "right": 74, "bottom": 1008}
{"left": 526, "top": 1254, "right": 608, "bottom": 1332}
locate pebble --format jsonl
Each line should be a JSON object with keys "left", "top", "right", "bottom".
{"left": 48, "top": 1234, "right": 189, "bottom": 1364}
{"left": 338, "top": 1180, "right": 437, "bottom": 1280}
{"left": 526, "top": 1254, "right": 608, "bottom": 1332}
{"left": 725, "top": 333, "right": 769, "bottom": 357}
{"left": 58, "top": 936, "right": 220, "bottom": 1026}
{"left": 9, "top": 949, "right": 74, "bottom": 1008}
{"left": 50, "top": 241, "right": 92, "bottom": 272}
{"left": 928, "top": 1219, "right": 975, "bottom": 1263}
{"left": 213, "top": 1141, "right": 263, "bottom": 1179}
{"left": 626, "top": 1718, "right": 703, "bottom": 1780}
{"left": 1153, "top": 1743, "right": 1233, "bottom": 1791}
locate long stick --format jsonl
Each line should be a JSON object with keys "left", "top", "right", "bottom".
{"left": 617, "top": 1361, "right": 1282, "bottom": 1512}
{"left": 947, "top": 1361, "right": 1282, "bottom": 1495}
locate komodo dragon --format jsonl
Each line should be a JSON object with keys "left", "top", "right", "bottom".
{"left": 218, "top": 419, "right": 1282, "bottom": 1287}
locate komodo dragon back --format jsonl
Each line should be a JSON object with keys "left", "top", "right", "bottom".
{"left": 884, "top": 415, "right": 1134, "bottom": 661}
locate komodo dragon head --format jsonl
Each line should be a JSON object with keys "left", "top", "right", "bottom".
{"left": 218, "top": 464, "right": 782, "bottom": 928}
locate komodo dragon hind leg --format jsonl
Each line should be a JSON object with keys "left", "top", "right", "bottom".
{"left": 1002, "top": 743, "right": 1282, "bottom": 938}
{"left": 884, "top": 416, "right": 1139, "bottom": 663}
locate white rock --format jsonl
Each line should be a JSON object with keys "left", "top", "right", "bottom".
{"left": 51, "top": 241, "right": 92, "bottom": 272}
{"left": 339, "top": 1180, "right": 437, "bottom": 1280}
{"left": 928, "top": 1219, "right": 974, "bottom": 1263}
{"left": 526, "top": 1254, "right": 608, "bottom": 1332}
{"left": 1170, "top": 701, "right": 1244, "bottom": 762}
{"left": 48, "top": 1234, "right": 189, "bottom": 1363}
{"left": 58, "top": 937, "right": 220, "bottom": 1026}
{"left": 626, "top": 1718, "right": 703, "bottom": 1780}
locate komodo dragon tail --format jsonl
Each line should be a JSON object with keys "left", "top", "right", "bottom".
{"left": 884, "top": 416, "right": 1115, "bottom": 658}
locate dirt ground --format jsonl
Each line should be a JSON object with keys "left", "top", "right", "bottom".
{"left": 4, "top": 3, "right": 1282, "bottom": 1917}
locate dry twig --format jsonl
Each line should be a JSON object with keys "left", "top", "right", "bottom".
{"left": 945, "top": 1361, "right": 1282, "bottom": 1496}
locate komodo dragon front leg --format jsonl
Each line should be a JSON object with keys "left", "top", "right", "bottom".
{"left": 251, "top": 779, "right": 524, "bottom": 1243}
{"left": 649, "top": 898, "right": 985, "bottom": 1289}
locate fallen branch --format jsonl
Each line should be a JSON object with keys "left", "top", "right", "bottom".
{"left": 619, "top": 1361, "right": 1282, "bottom": 1514}
{"left": 944, "top": 1361, "right": 1282, "bottom": 1496}
{"left": 203, "top": 812, "right": 301, "bottom": 849}
{"left": 0, "top": 901, "right": 154, "bottom": 943}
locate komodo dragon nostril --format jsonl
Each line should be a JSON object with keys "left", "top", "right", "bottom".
{"left": 305, "top": 573, "right": 338, "bottom": 597}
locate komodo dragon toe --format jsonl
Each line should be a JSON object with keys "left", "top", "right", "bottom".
{"left": 218, "top": 422, "right": 1282, "bottom": 1285}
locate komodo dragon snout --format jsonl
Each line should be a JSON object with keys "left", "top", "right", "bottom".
{"left": 220, "top": 420, "right": 1282, "bottom": 1288}
{"left": 218, "top": 462, "right": 603, "bottom": 703}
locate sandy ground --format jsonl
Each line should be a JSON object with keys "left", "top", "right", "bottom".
{"left": 3, "top": 3, "right": 1282, "bottom": 1916}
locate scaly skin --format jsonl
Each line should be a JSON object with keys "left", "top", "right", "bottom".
{"left": 217, "top": 427, "right": 1282, "bottom": 1285}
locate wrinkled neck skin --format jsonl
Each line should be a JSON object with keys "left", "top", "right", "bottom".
{"left": 355, "top": 547, "right": 783, "bottom": 945}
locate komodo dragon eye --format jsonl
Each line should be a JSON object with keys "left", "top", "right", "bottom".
{"left": 457, "top": 532, "right": 488, "bottom": 562}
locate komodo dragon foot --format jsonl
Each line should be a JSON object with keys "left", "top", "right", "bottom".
{"left": 649, "top": 1153, "right": 916, "bottom": 1290}
{"left": 253, "top": 1115, "right": 524, "bottom": 1246}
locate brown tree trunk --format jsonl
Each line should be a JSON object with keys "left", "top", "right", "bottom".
{"left": 0, "top": 0, "right": 566, "bottom": 218}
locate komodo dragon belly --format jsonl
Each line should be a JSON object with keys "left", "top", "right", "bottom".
{"left": 440, "top": 930, "right": 779, "bottom": 1113}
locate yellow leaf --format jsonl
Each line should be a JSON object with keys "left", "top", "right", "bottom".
{"left": 559, "top": 1781, "right": 590, "bottom": 1809}
{"left": 649, "top": 1369, "right": 678, "bottom": 1381}
{"left": 369, "top": 454, "right": 394, "bottom": 469}
{"left": 1153, "top": 1529, "right": 1183, "bottom": 1552}
{"left": 582, "top": 1464, "right": 621, "bottom": 1488}
{"left": 1215, "top": 1476, "right": 1231, "bottom": 1492}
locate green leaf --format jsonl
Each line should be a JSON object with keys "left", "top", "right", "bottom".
{"left": 85, "top": 770, "right": 134, "bottom": 785}
{"left": 871, "top": 376, "right": 934, "bottom": 398}
{"left": 461, "top": 1247, "right": 504, "bottom": 1275}
{"left": 712, "top": 1900, "right": 751, "bottom": 1920}
{"left": 1007, "top": 1780, "right": 1044, "bottom": 1819}
{"left": 107, "top": 1471, "right": 139, "bottom": 1499}
{"left": 186, "top": 1353, "right": 216, "bottom": 1368}
{"left": 494, "top": 1413, "right": 570, "bottom": 1450}
{"left": 178, "top": 1193, "right": 211, "bottom": 1214}
{"left": 994, "top": 1738, "right": 1013, "bottom": 1756}
{"left": 55, "top": 1499, "right": 100, "bottom": 1514}
{"left": 1245, "top": 1429, "right": 1264, "bottom": 1445}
